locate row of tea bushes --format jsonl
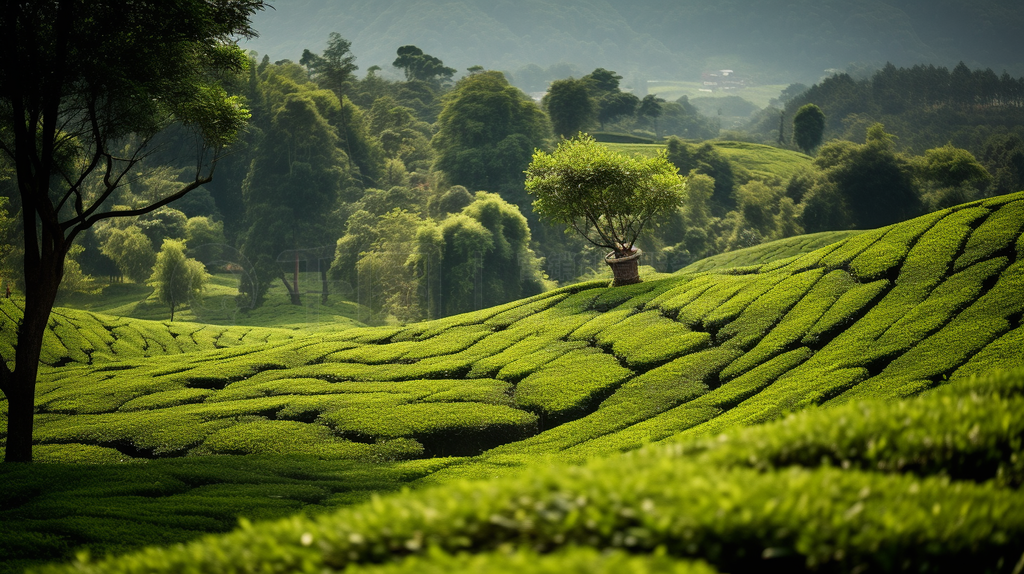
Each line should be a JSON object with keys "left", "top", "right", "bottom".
{"left": 679, "top": 230, "right": 862, "bottom": 273}
{"left": 686, "top": 368, "right": 1024, "bottom": 487}
{"left": 0, "top": 301, "right": 303, "bottom": 368}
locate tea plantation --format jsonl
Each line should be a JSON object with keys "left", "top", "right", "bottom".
{"left": 2, "top": 192, "right": 1023, "bottom": 573}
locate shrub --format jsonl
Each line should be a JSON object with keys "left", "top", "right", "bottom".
{"left": 514, "top": 350, "right": 632, "bottom": 423}
{"left": 954, "top": 199, "right": 1024, "bottom": 271}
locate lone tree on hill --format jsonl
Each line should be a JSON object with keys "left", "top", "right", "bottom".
{"left": 525, "top": 134, "right": 685, "bottom": 285}
{"left": 0, "top": 0, "right": 266, "bottom": 462}
{"left": 793, "top": 103, "right": 826, "bottom": 154}
{"left": 151, "top": 239, "right": 209, "bottom": 322}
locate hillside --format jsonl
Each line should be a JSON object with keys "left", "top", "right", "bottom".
{"left": 603, "top": 141, "right": 814, "bottom": 182}
{"left": 14, "top": 369, "right": 1024, "bottom": 574}
{"left": 1, "top": 192, "right": 1023, "bottom": 572}
{"left": 240, "top": 0, "right": 1024, "bottom": 84}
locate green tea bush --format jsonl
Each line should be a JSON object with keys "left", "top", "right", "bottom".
{"left": 954, "top": 199, "right": 1024, "bottom": 271}
{"left": 483, "top": 293, "right": 572, "bottom": 329}
{"left": 118, "top": 388, "right": 214, "bottom": 411}
{"left": 30, "top": 443, "right": 135, "bottom": 464}
{"left": 190, "top": 419, "right": 421, "bottom": 460}
{"left": 802, "top": 278, "right": 888, "bottom": 344}
{"left": 686, "top": 369, "right": 1024, "bottom": 488}
{"left": 722, "top": 270, "right": 851, "bottom": 379}
{"left": 324, "top": 402, "right": 537, "bottom": 456}
{"left": 954, "top": 325, "right": 1024, "bottom": 379}
{"left": 40, "top": 443, "right": 1016, "bottom": 574}
{"left": 646, "top": 276, "right": 711, "bottom": 310}
{"left": 878, "top": 259, "right": 1024, "bottom": 382}
{"left": 698, "top": 348, "right": 813, "bottom": 413}
{"left": 701, "top": 275, "right": 782, "bottom": 332}
{"left": 324, "top": 342, "right": 419, "bottom": 364}
{"left": 402, "top": 325, "right": 492, "bottom": 359}
{"left": 567, "top": 307, "right": 633, "bottom": 342}
{"left": 674, "top": 276, "right": 750, "bottom": 327}
{"left": 817, "top": 225, "right": 889, "bottom": 268}
{"left": 595, "top": 310, "right": 710, "bottom": 369}
{"left": 495, "top": 339, "right": 590, "bottom": 382}
{"left": 872, "top": 257, "right": 1006, "bottom": 355}
{"left": 514, "top": 349, "right": 632, "bottom": 422}
{"left": 847, "top": 210, "right": 946, "bottom": 281}
{"left": 714, "top": 268, "right": 823, "bottom": 350}
{"left": 895, "top": 206, "right": 988, "bottom": 289}
{"left": 589, "top": 280, "right": 670, "bottom": 312}
{"left": 342, "top": 547, "right": 719, "bottom": 574}
{"left": 601, "top": 347, "right": 741, "bottom": 413}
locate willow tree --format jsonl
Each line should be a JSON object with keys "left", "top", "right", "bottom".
{"left": 0, "top": 0, "right": 265, "bottom": 462}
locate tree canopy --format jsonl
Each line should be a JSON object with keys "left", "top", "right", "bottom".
{"left": 432, "top": 71, "right": 551, "bottom": 201}
{"left": 525, "top": 134, "right": 685, "bottom": 258}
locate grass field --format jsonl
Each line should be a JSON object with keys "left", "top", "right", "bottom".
{"left": 604, "top": 140, "right": 813, "bottom": 181}
{"left": 2, "top": 192, "right": 1023, "bottom": 573}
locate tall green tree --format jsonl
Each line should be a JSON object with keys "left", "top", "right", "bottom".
{"left": 543, "top": 78, "right": 596, "bottom": 138}
{"left": 793, "top": 103, "right": 826, "bottom": 154}
{"left": 638, "top": 95, "right": 664, "bottom": 134}
{"left": 300, "top": 32, "right": 358, "bottom": 97}
{"left": 98, "top": 225, "right": 156, "bottom": 283}
{"left": 150, "top": 238, "right": 209, "bottom": 321}
{"left": 0, "top": 0, "right": 264, "bottom": 462}
{"left": 238, "top": 72, "right": 349, "bottom": 307}
{"left": 392, "top": 45, "right": 456, "bottom": 86}
{"left": 432, "top": 71, "right": 551, "bottom": 203}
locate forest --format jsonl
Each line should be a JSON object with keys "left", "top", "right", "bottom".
{"left": 1, "top": 1, "right": 1023, "bottom": 573}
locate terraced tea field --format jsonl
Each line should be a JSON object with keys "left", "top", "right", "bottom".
{"left": 2, "top": 192, "right": 1023, "bottom": 573}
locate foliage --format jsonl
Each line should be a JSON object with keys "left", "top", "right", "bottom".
{"left": 0, "top": 193, "right": 1023, "bottom": 570}
{"left": 763, "top": 63, "right": 1024, "bottom": 156}
{"left": 300, "top": 32, "right": 358, "bottom": 97}
{"left": 237, "top": 63, "right": 351, "bottom": 307}
{"left": 392, "top": 46, "right": 456, "bottom": 85}
{"left": 98, "top": 225, "right": 157, "bottom": 284}
{"left": 543, "top": 78, "right": 596, "bottom": 139}
{"left": 526, "top": 135, "right": 685, "bottom": 257}
{"left": 432, "top": 71, "right": 551, "bottom": 202}
{"left": 24, "top": 370, "right": 1024, "bottom": 574}
{"left": 792, "top": 103, "right": 825, "bottom": 154}
{"left": 150, "top": 239, "right": 209, "bottom": 322}
{"left": 183, "top": 216, "right": 227, "bottom": 266}
{"left": 802, "top": 124, "right": 922, "bottom": 231}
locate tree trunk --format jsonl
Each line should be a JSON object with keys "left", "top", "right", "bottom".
{"left": 3, "top": 269, "right": 62, "bottom": 463}
{"left": 320, "top": 266, "right": 329, "bottom": 305}
{"left": 292, "top": 251, "right": 301, "bottom": 305}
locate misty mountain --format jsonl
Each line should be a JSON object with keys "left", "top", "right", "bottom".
{"left": 240, "top": 0, "right": 1024, "bottom": 85}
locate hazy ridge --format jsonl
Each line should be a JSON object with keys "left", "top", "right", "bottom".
{"left": 241, "top": 0, "right": 1024, "bottom": 84}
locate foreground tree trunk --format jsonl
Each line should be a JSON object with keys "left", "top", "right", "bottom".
{"left": 2, "top": 245, "right": 64, "bottom": 462}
